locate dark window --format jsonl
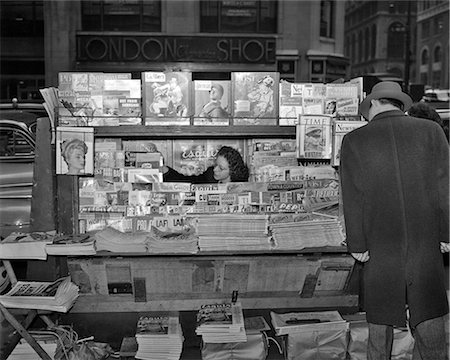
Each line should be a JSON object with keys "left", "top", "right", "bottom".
{"left": 0, "top": 1, "right": 44, "bottom": 37}
{"left": 421, "top": 48, "right": 429, "bottom": 65}
{"left": 434, "top": 16, "right": 444, "bottom": 34}
{"left": 320, "top": 0, "right": 334, "bottom": 38}
{"left": 434, "top": 46, "right": 442, "bottom": 63}
{"left": 351, "top": 33, "right": 356, "bottom": 64}
{"left": 81, "top": 0, "right": 161, "bottom": 32}
{"left": 422, "top": 20, "right": 430, "bottom": 38}
{"left": 371, "top": 24, "right": 376, "bottom": 58}
{"left": 358, "top": 31, "right": 363, "bottom": 62}
{"left": 364, "top": 28, "right": 370, "bottom": 60}
{"left": 200, "top": 1, "right": 277, "bottom": 33}
{"left": 0, "top": 129, "right": 34, "bottom": 156}
{"left": 387, "top": 22, "right": 405, "bottom": 59}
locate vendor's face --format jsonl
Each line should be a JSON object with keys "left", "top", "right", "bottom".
{"left": 67, "top": 148, "right": 85, "bottom": 173}
{"left": 213, "top": 155, "right": 231, "bottom": 183}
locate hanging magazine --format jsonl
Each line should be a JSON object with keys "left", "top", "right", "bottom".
{"left": 296, "top": 115, "right": 332, "bottom": 159}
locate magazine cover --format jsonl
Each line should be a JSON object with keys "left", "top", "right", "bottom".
{"left": 279, "top": 81, "right": 303, "bottom": 126}
{"left": 172, "top": 139, "right": 245, "bottom": 176}
{"left": 103, "top": 79, "right": 142, "bottom": 125}
{"left": 296, "top": 115, "right": 332, "bottom": 159}
{"left": 331, "top": 120, "right": 367, "bottom": 166}
{"left": 142, "top": 71, "right": 192, "bottom": 125}
{"left": 193, "top": 80, "right": 231, "bottom": 125}
{"left": 56, "top": 126, "right": 94, "bottom": 175}
{"left": 231, "top": 72, "right": 279, "bottom": 125}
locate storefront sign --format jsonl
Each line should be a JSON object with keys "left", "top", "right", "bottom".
{"left": 76, "top": 34, "right": 276, "bottom": 64}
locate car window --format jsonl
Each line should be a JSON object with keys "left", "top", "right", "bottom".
{"left": 0, "top": 128, "right": 34, "bottom": 156}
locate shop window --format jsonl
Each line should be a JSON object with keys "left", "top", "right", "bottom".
{"left": 200, "top": 0, "right": 277, "bottom": 34}
{"left": 81, "top": 0, "right": 161, "bottom": 32}
{"left": 0, "top": 1, "right": 44, "bottom": 37}
{"left": 320, "top": 0, "right": 334, "bottom": 38}
{"left": 387, "top": 22, "right": 405, "bottom": 59}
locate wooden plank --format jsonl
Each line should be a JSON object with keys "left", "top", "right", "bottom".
{"left": 95, "top": 125, "right": 296, "bottom": 139}
{"left": 30, "top": 117, "right": 56, "bottom": 232}
{"left": 56, "top": 175, "right": 78, "bottom": 235}
{"left": 70, "top": 294, "right": 358, "bottom": 313}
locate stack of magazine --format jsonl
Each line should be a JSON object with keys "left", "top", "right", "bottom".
{"left": 195, "top": 302, "right": 247, "bottom": 343}
{"left": 0, "top": 231, "right": 55, "bottom": 260}
{"left": 45, "top": 234, "right": 96, "bottom": 255}
{"left": 94, "top": 227, "right": 147, "bottom": 253}
{"left": 0, "top": 276, "right": 79, "bottom": 313}
{"left": 8, "top": 335, "right": 57, "bottom": 360}
{"left": 270, "top": 310, "right": 348, "bottom": 335}
{"left": 135, "top": 315, "right": 183, "bottom": 360}
{"left": 196, "top": 214, "right": 271, "bottom": 252}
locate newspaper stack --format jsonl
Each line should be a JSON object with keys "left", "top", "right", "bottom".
{"left": 45, "top": 234, "right": 96, "bottom": 255}
{"left": 270, "top": 310, "right": 348, "bottom": 335}
{"left": 134, "top": 315, "right": 183, "bottom": 360}
{"left": 94, "top": 227, "right": 147, "bottom": 253}
{"left": 269, "top": 212, "right": 345, "bottom": 250}
{"left": 197, "top": 214, "right": 271, "bottom": 252}
{"left": 8, "top": 335, "right": 57, "bottom": 360}
{"left": 0, "top": 276, "right": 79, "bottom": 313}
{"left": 195, "top": 302, "right": 247, "bottom": 343}
{"left": 0, "top": 231, "right": 55, "bottom": 260}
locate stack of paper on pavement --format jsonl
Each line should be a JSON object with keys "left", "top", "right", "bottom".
{"left": 135, "top": 315, "right": 183, "bottom": 360}
{"left": 94, "top": 227, "right": 147, "bottom": 253}
{"left": 269, "top": 212, "right": 345, "bottom": 250}
{"left": 196, "top": 302, "right": 247, "bottom": 343}
{"left": 8, "top": 335, "right": 57, "bottom": 360}
{"left": 197, "top": 214, "right": 271, "bottom": 252}
{"left": 0, "top": 276, "right": 79, "bottom": 313}
{"left": 46, "top": 234, "right": 96, "bottom": 255}
{"left": 0, "top": 231, "right": 55, "bottom": 260}
{"left": 270, "top": 310, "right": 348, "bottom": 335}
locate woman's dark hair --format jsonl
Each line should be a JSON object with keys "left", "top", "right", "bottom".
{"left": 408, "top": 102, "right": 443, "bottom": 126}
{"left": 216, "top": 146, "right": 249, "bottom": 182}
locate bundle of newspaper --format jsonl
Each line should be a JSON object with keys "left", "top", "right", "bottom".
{"left": 8, "top": 335, "right": 57, "bottom": 360}
{"left": 45, "top": 234, "right": 96, "bottom": 255}
{"left": 269, "top": 212, "right": 345, "bottom": 250}
{"left": 94, "top": 227, "right": 147, "bottom": 253}
{"left": 135, "top": 315, "right": 183, "bottom": 360}
{"left": 0, "top": 231, "right": 55, "bottom": 260}
{"left": 196, "top": 214, "right": 271, "bottom": 252}
{"left": 270, "top": 310, "right": 348, "bottom": 335}
{"left": 0, "top": 276, "right": 79, "bottom": 313}
{"left": 196, "top": 302, "right": 247, "bottom": 343}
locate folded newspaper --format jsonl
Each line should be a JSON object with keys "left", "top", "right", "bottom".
{"left": 0, "top": 276, "right": 79, "bottom": 312}
{"left": 270, "top": 310, "right": 348, "bottom": 335}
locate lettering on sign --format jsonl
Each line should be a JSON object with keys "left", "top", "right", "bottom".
{"left": 77, "top": 35, "right": 276, "bottom": 64}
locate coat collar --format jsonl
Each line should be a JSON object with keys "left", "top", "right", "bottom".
{"left": 370, "top": 109, "right": 407, "bottom": 122}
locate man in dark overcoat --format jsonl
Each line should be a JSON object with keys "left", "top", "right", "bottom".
{"left": 340, "top": 81, "right": 449, "bottom": 360}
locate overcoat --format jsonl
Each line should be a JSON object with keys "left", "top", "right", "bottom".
{"left": 340, "top": 110, "right": 449, "bottom": 327}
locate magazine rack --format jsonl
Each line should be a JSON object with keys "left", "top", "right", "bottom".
{"left": 0, "top": 260, "right": 56, "bottom": 360}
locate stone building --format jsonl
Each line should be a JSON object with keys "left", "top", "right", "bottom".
{"left": 1, "top": 0, "right": 349, "bottom": 102}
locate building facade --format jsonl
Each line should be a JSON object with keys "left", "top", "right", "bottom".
{"left": 344, "top": 1, "right": 417, "bottom": 82}
{"left": 415, "top": 0, "right": 449, "bottom": 89}
{"left": 1, "top": 0, "right": 349, "bottom": 102}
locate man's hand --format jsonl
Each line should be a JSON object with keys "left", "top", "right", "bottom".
{"left": 351, "top": 251, "right": 370, "bottom": 262}
{"left": 440, "top": 242, "right": 450, "bottom": 253}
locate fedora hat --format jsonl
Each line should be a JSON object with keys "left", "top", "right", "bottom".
{"left": 359, "top": 81, "right": 412, "bottom": 119}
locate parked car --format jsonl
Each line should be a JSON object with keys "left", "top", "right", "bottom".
{"left": 0, "top": 102, "right": 47, "bottom": 239}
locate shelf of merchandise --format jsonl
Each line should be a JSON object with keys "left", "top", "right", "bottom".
{"left": 93, "top": 125, "right": 296, "bottom": 138}
{"left": 56, "top": 121, "right": 357, "bottom": 314}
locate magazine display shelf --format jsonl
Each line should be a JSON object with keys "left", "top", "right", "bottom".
{"left": 57, "top": 124, "right": 358, "bottom": 315}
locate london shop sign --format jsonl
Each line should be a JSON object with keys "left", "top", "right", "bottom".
{"left": 76, "top": 34, "right": 276, "bottom": 64}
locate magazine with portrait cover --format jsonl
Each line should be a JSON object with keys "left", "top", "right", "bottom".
{"left": 279, "top": 81, "right": 303, "bottom": 125}
{"left": 231, "top": 72, "right": 279, "bottom": 125}
{"left": 193, "top": 80, "right": 231, "bottom": 125}
{"left": 296, "top": 115, "right": 332, "bottom": 159}
{"left": 56, "top": 126, "right": 94, "bottom": 175}
{"left": 142, "top": 71, "right": 192, "bottom": 125}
